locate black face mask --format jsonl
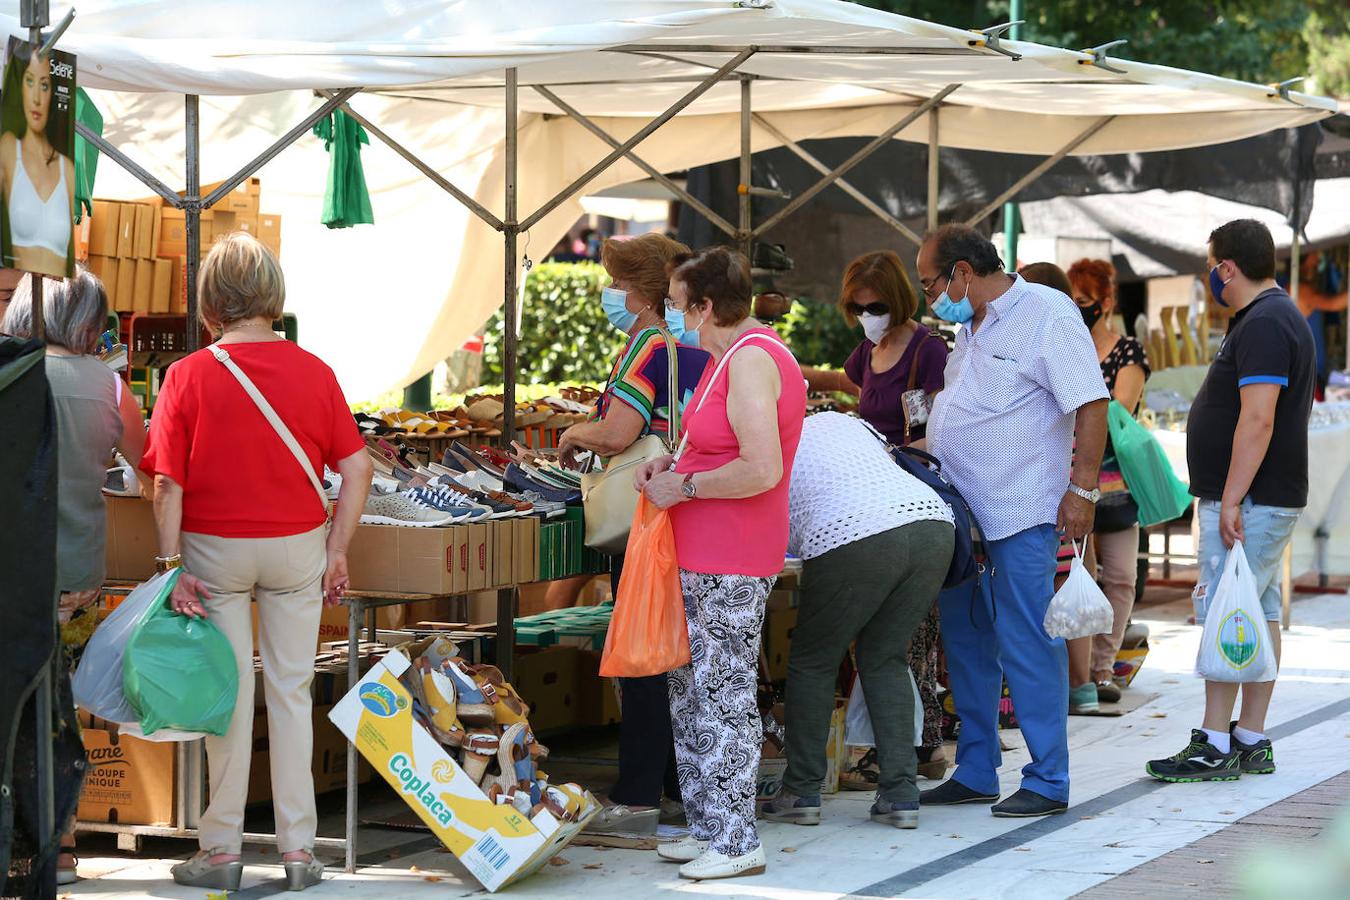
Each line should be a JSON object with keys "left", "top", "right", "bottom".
{"left": 1080, "top": 301, "right": 1104, "bottom": 331}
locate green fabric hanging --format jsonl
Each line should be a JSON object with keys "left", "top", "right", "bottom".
{"left": 312, "top": 110, "right": 374, "bottom": 229}
{"left": 73, "top": 88, "right": 103, "bottom": 223}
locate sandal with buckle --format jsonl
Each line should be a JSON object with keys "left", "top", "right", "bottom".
{"left": 460, "top": 729, "right": 501, "bottom": 784}
{"left": 283, "top": 849, "right": 324, "bottom": 892}
{"left": 172, "top": 849, "right": 243, "bottom": 891}
{"left": 441, "top": 660, "right": 496, "bottom": 725}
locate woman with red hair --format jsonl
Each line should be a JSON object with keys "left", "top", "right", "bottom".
{"left": 1064, "top": 258, "right": 1149, "bottom": 713}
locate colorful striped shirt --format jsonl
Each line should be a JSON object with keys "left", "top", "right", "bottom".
{"left": 591, "top": 328, "right": 711, "bottom": 438}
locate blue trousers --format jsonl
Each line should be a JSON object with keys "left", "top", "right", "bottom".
{"left": 938, "top": 524, "right": 1069, "bottom": 803}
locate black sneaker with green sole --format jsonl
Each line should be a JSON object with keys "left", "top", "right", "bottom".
{"left": 1145, "top": 730, "right": 1241, "bottom": 783}
{"left": 1230, "top": 722, "right": 1276, "bottom": 774}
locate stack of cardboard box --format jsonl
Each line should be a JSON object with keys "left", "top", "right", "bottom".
{"left": 85, "top": 201, "right": 173, "bottom": 315}
{"left": 82, "top": 176, "right": 282, "bottom": 316}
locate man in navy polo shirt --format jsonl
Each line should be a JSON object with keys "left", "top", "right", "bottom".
{"left": 1147, "top": 219, "right": 1315, "bottom": 783}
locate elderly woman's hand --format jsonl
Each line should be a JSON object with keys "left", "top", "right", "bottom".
{"left": 557, "top": 427, "right": 583, "bottom": 470}
{"left": 633, "top": 454, "right": 675, "bottom": 492}
{"left": 169, "top": 572, "right": 212, "bottom": 619}
{"left": 643, "top": 469, "right": 686, "bottom": 510}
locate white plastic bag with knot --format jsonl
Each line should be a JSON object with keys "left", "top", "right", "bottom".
{"left": 1195, "top": 541, "right": 1278, "bottom": 683}
{"left": 1043, "top": 540, "right": 1115, "bottom": 640}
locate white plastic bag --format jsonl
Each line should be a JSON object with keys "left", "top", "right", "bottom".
{"left": 844, "top": 670, "right": 923, "bottom": 747}
{"left": 1195, "top": 541, "right": 1278, "bottom": 683}
{"left": 1043, "top": 541, "right": 1115, "bottom": 639}
{"left": 71, "top": 569, "right": 178, "bottom": 724}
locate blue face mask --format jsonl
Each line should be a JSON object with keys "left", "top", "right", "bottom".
{"left": 601, "top": 286, "right": 638, "bottom": 332}
{"left": 665, "top": 305, "right": 700, "bottom": 346}
{"left": 1208, "top": 264, "right": 1230, "bottom": 308}
{"left": 932, "top": 263, "right": 974, "bottom": 324}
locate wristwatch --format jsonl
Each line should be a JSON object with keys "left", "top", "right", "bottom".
{"left": 681, "top": 472, "right": 698, "bottom": 499}
{"left": 1067, "top": 483, "right": 1101, "bottom": 504}
{"left": 155, "top": 553, "right": 183, "bottom": 573}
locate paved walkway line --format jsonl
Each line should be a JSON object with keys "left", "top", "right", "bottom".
{"left": 1075, "top": 770, "right": 1350, "bottom": 898}
{"left": 850, "top": 695, "right": 1350, "bottom": 898}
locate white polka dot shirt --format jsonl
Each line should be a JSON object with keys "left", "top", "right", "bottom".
{"left": 928, "top": 275, "right": 1110, "bottom": 541}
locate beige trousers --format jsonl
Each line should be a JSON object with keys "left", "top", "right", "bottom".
{"left": 1090, "top": 525, "right": 1140, "bottom": 675}
{"left": 182, "top": 526, "right": 326, "bottom": 854}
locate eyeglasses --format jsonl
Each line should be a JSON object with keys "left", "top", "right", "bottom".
{"left": 920, "top": 260, "right": 966, "bottom": 299}
{"left": 845, "top": 301, "right": 891, "bottom": 317}
{"left": 919, "top": 272, "right": 947, "bottom": 299}
{"left": 663, "top": 296, "right": 685, "bottom": 312}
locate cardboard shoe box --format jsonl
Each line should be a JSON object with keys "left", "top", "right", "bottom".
{"left": 512, "top": 646, "right": 581, "bottom": 734}
{"left": 329, "top": 650, "right": 596, "bottom": 892}
{"left": 88, "top": 200, "right": 122, "bottom": 257}
{"left": 201, "top": 177, "right": 261, "bottom": 214}
{"left": 345, "top": 523, "right": 470, "bottom": 595}
{"left": 105, "top": 497, "right": 158, "bottom": 581}
{"left": 257, "top": 213, "right": 282, "bottom": 257}
{"left": 78, "top": 713, "right": 176, "bottom": 827}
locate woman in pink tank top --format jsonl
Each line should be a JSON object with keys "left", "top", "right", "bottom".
{"left": 634, "top": 247, "right": 805, "bottom": 880}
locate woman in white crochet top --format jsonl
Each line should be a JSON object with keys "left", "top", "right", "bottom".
{"left": 761, "top": 412, "right": 954, "bottom": 830}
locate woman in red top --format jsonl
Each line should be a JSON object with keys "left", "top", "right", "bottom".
{"left": 636, "top": 247, "right": 806, "bottom": 881}
{"left": 140, "top": 233, "right": 372, "bottom": 892}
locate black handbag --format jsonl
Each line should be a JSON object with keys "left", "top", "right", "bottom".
{"left": 1094, "top": 490, "right": 1139, "bottom": 533}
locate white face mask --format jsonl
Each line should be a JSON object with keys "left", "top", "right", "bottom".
{"left": 859, "top": 312, "right": 891, "bottom": 345}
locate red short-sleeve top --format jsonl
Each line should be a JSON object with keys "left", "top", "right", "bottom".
{"left": 140, "top": 341, "right": 365, "bottom": 538}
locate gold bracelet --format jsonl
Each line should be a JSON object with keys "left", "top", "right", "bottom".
{"left": 155, "top": 554, "right": 182, "bottom": 573}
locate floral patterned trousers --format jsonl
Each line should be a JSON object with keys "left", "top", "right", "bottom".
{"left": 667, "top": 570, "right": 775, "bottom": 857}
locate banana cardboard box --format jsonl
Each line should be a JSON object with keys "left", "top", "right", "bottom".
{"left": 329, "top": 650, "right": 596, "bottom": 891}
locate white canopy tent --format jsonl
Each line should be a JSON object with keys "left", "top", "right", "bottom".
{"left": 27, "top": 0, "right": 1336, "bottom": 401}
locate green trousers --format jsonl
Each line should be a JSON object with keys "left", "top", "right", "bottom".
{"left": 781, "top": 520, "right": 954, "bottom": 804}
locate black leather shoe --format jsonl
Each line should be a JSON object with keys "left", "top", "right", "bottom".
{"left": 991, "top": 788, "right": 1068, "bottom": 818}
{"left": 918, "top": 779, "right": 999, "bottom": 806}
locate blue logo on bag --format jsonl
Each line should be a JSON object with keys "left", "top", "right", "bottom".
{"left": 1216, "top": 610, "right": 1259, "bottom": 669}
{"left": 360, "top": 684, "right": 400, "bottom": 717}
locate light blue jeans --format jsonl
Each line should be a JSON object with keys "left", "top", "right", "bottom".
{"left": 1194, "top": 499, "right": 1302, "bottom": 623}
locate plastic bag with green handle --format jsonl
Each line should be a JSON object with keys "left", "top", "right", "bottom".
{"left": 1106, "top": 399, "right": 1193, "bottom": 527}
{"left": 122, "top": 590, "right": 238, "bottom": 736}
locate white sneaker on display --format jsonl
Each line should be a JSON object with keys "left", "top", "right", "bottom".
{"left": 656, "top": 837, "right": 709, "bottom": 863}
{"left": 451, "top": 469, "right": 505, "bottom": 494}
{"left": 102, "top": 453, "right": 142, "bottom": 497}
{"left": 360, "top": 492, "right": 461, "bottom": 527}
{"left": 678, "top": 845, "right": 767, "bottom": 881}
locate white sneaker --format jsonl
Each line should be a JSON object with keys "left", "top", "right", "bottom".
{"left": 678, "top": 845, "right": 767, "bottom": 881}
{"left": 656, "top": 837, "right": 709, "bottom": 862}
{"left": 360, "top": 492, "right": 460, "bottom": 527}
{"left": 102, "top": 453, "right": 141, "bottom": 497}
{"left": 451, "top": 469, "right": 505, "bottom": 494}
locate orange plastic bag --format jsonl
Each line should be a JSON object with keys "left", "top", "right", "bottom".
{"left": 599, "top": 495, "right": 690, "bottom": 677}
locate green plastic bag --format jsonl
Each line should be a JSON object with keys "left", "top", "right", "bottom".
{"left": 1107, "top": 400, "right": 1193, "bottom": 527}
{"left": 122, "top": 592, "right": 239, "bottom": 736}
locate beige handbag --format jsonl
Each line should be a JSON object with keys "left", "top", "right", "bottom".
{"left": 581, "top": 331, "right": 680, "bottom": 554}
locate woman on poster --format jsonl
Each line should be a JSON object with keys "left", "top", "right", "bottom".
{"left": 0, "top": 43, "right": 75, "bottom": 277}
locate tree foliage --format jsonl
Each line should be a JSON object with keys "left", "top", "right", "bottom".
{"left": 853, "top": 0, "right": 1349, "bottom": 94}
{"left": 482, "top": 262, "right": 627, "bottom": 386}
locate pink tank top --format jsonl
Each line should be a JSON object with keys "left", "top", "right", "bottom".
{"left": 670, "top": 328, "right": 806, "bottom": 576}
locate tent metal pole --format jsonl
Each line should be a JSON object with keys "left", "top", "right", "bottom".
{"left": 965, "top": 116, "right": 1114, "bottom": 227}
{"left": 738, "top": 77, "right": 752, "bottom": 257}
{"left": 610, "top": 44, "right": 980, "bottom": 57}
{"left": 751, "top": 84, "right": 960, "bottom": 240}
{"left": 927, "top": 108, "right": 939, "bottom": 231}
{"left": 200, "top": 88, "right": 361, "bottom": 210}
{"left": 532, "top": 86, "right": 736, "bottom": 237}
{"left": 185, "top": 95, "right": 202, "bottom": 354}
{"left": 324, "top": 95, "right": 504, "bottom": 231}
{"left": 519, "top": 48, "right": 757, "bottom": 232}
{"left": 753, "top": 114, "right": 922, "bottom": 246}
{"left": 498, "top": 67, "right": 519, "bottom": 680}
{"left": 73, "top": 123, "right": 183, "bottom": 207}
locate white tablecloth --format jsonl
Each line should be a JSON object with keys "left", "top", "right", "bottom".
{"left": 1153, "top": 404, "right": 1350, "bottom": 577}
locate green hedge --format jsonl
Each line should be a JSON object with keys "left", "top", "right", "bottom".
{"left": 482, "top": 262, "right": 862, "bottom": 385}
{"left": 483, "top": 262, "right": 626, "bottom": 385}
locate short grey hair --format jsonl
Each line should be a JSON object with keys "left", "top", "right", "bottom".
{"left": 1, "top": 266, "right": 108, "bottom": 354}
{"left": 198, "top": 232, "right": 286, "bottom": 331}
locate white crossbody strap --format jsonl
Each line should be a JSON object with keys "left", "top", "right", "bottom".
{"left": 673, "top": 332, "right": 780, "bottom": 461}
{"left": 210, "top": 345, "right": 330, "bottom": 517}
